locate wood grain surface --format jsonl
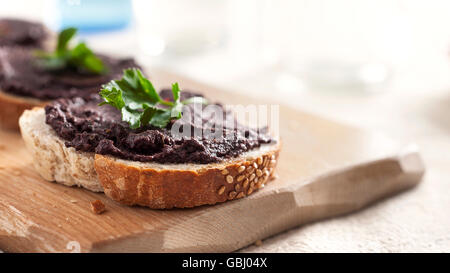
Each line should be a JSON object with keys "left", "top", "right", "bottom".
{"left": 0, "top": 69, "right": 425, "bottom": 252}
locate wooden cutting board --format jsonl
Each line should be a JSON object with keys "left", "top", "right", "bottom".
{"left": 0, "top": 69, "right": 424, "bottom": 253}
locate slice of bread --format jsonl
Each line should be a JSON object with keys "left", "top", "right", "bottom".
{"left": 0, "top": 90, "right": 47, "bottom": 130}
{"left": 0, "top": 29, "right": 55, "bottom": 131}
{"left": 19, "top": 107, "right": 281, "bottom": 208}
{"left": 19, "top": 107, "right": 101, "bottom": 192}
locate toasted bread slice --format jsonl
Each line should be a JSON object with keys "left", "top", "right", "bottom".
{"left": 19, "top": 107, "right": 281, "bottom": 208}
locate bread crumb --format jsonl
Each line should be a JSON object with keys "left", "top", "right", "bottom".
{"left": 254, "top": 240, "right": 263, "bottom": 246}
{"left": 90, "top": 200, "right": 106, "bottom": 214}
{"left": 70, "top": 200, "right": 77, "bottom": 203}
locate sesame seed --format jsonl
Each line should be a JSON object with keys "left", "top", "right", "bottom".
{"left": 236, "top": 192, "right": 245, "bottom": 199}
{"left": 238, "top": 166, "right": 246, "bottom": 173}
{"left": 243, "top": 179, "right": 249, "bottom": 188}
{"left": 247, "top": 188, "right": 254, "bottom": 195}
{"left": 250, "top": 181, "right": 255, "bottom": 188}
{"left": 237, "top": 175, "right": 245, "bottom": 182}
{"left": 249, "top": 173, "right": 256, "bottom": 181}
{"left": 270, "top": 160, "right": 277, "bottom": 167}
{"left": 218, "top": 185, "right": 225, "bottom": 195}
{"left": 256, "top": 169, "right": 263, "bottom": 177}
{"left": 254, "top": 177, "right": 259, "bottom": 183}
{"left": 271, "top": 154, "right": 276, "bottom": 160}
{"left": 228, "top": 191, "right": 237, "bottom": 199}
{"left": 226, "top": 175, "right": 234, "bottom": 183}
{"left": 235, "top": 184, "right": 241, "bottom": 191}
{"left": 252, "top": 162, "right": 258, "bottom": 169}
{"left": 221, "top": 169, "right": 229, "bottom": 175}
{"left": 246, "top": 166, "right": 254, "bottom": 174}
{"left": 264, "top": 169, "right": 270, "bottom": 177}
{"left": 257, "top": 157, "right": 263, "bottom": 165}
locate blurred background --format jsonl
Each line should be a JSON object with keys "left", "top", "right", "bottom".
{"left": 2, "top": 0, "right": 446, "bottom": 144}
{"left": 1, "top": 0, "right": 449, "bottom": 251}
{"left": 1, "top": 1, "right": 448, "bottom": 119}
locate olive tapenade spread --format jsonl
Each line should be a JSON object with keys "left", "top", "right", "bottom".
{"left": 0, "top": 47, "right": 139, "bottom": 100}
{"left": 45, "top": 90, "right": 274, "bottom": 164}
{"left": 0, "top": 18, "right": 47, "bottom": 48}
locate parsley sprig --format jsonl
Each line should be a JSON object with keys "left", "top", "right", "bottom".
{"left": 99, "top": 68, "right": 207, "bottom": 129}
{"left": 35, "top": 27, "right": 105, "bottom": 74}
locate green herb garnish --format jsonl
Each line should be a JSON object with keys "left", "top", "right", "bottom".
{"left": 35, "top": 27, "right": 105, "bottom": 74}
{"left": 99, "top": 68, "right": 207, "bottom": 129}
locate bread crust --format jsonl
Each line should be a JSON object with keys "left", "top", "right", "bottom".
{"left": 95, "top": 143, "right": 280, "bottom": 209}
{"left": 0, "top": 90, "right": 46, "bottom": 130}
{"left": 19, "top": 107, "right": 102, "bottom": 192}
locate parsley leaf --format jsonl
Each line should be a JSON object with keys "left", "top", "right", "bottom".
{"left": 99, "top": 68, "right": 207, "bottom": 129}
{"left": 56, "top": 27, "right": 77, "bottom": 52}
{"left": 170, "top": 82, "right": 183, "bottom": 119}
{"left": 35, "top": 27, "right": 105, "bottom": 74}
